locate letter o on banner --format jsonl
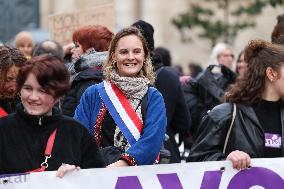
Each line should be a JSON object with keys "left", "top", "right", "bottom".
{"left": 228, "top": 167, "right": 284, "bottom": 189}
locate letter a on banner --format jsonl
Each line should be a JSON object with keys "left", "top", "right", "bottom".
{"left": 115, "top": 176, "right": 143, "bottom": 189}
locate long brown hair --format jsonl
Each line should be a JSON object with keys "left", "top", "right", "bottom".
{"left": 225, "top": 39, "right": 284, "bottom": 105}
{"left": 0, "top": 46, "right": 26, "bottom": 97}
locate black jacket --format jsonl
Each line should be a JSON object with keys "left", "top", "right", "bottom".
{"left": 183, "top": 65, "right": 237, "bottom": 139}
{"left": 0, "top": 96, "right": 21, "bottom": 114}
{"left": 61, "top": 68, "right": 103, "bottom": 117}
{"left": 187, "top": 103, "right": 284, "bottom": 162}
{"left": 0, "top": 104, "right": 105, "bottom": 174}
{"left": 152, "top": 54, "right": 191, "bottom": 163}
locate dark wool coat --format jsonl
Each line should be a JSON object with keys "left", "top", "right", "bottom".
{"left": 153, "top": 55, "right": 191, "bottom": 163}
{"left": 0, "top": 96, "right": 21, "bottom": 114}
{"left": 61, "top": 68, "right": 103, "bottom": 117}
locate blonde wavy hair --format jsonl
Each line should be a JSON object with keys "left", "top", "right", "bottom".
{"left": 103, "top": 27, "right": 155, "bottom": 84}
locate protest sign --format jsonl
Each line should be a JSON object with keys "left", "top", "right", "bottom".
{"left": 48, "top": 3, "right": 114, "bottom": 45}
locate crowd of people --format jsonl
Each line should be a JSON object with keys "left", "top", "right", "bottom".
{"left": 0, "top": 12, "right": 284, "bottom": 178}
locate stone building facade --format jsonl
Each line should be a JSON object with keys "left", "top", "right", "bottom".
{"left": 41, "top": 0, "right": 283, "bottom": 73}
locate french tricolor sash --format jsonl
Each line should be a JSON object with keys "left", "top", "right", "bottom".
{"left": 97, "top": 81, "right": 143, "bottom": 146}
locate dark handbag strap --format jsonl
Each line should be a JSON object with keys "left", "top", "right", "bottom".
{"left": 27, "top": 129, "right": 57, "bottom": 173}
{"left": 141, "top": 91, "right": 148, "bottom": 124}
{"left": 223, "top": 103, "right": 236, "bottom": 154}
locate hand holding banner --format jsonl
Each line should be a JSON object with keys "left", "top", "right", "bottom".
{"left": 1, "top": 158, "right": 284, "bottom": 188}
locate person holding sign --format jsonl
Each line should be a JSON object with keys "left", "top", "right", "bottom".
{"left": 0, "top": 46, "right": 26, "bottom": 117}
{"left": 187, "top": 39, "right": 284, "bottom": 170}
{"left": 0, "top": 55, "right": 105, "bottom": 175}
{"left": 74, "top": 27, "right": 167, "bottom": 167}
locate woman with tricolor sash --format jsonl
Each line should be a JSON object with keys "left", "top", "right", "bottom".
{"left": 74, "top": 27, "right": 167, "bottom": 167}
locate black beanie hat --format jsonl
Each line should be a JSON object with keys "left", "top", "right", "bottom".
{"left": 132, "top": 20, "right": 155, "bottom": 51}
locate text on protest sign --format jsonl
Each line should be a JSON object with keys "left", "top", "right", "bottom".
{"left": 48, "top": 4, "right": 115, "bottom": 45}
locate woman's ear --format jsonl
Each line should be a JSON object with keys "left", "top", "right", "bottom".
{"left": 111, "top": 52, "right": 116, "bottom": 62}
{"left": 266, "top": 67, "right": 278, "bottom": 82}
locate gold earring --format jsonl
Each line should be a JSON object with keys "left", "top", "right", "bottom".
{"left": 112, "top": 60, "right": 117, "bottom": 68}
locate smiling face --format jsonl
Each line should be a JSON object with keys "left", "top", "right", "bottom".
{"left": 20, "top": 73, "right": 58, "bottom": 116}
{"left": 112, "top": 34, "right": 145, "bottom": 77}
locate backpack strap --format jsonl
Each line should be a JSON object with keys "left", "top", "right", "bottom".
{"left": 141, "top": 89, "right": 148, "bottom": 124}
{"left": 223, "top": 103, "right": 237, "bottom": 154}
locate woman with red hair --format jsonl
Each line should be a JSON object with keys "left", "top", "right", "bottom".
{"left": 72, "top": 25, "right": 112, "bottom": 53}
{"left": 61, "top": 25, "right": 114, "bottom": 117}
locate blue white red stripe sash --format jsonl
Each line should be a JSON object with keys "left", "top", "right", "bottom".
{"left": 97, "top": 81, "right": 143, "bottom": 146}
